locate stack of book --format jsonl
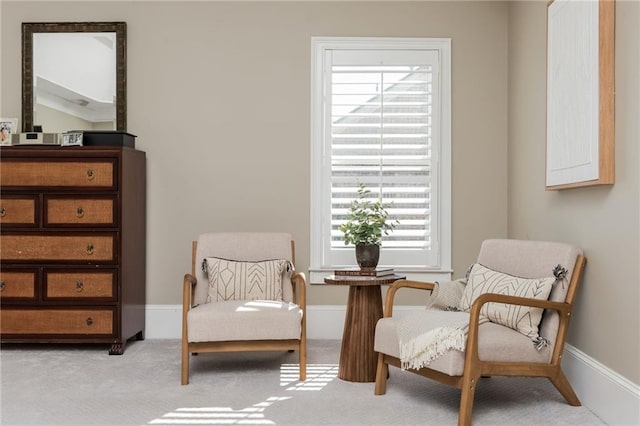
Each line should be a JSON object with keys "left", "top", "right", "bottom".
{"left": 334, "top": 267, "right": 394, "bottom": 277}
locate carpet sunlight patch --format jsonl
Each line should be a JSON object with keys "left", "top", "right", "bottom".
{"left": 146, "top": 364, "right": 339, "bottom": 425}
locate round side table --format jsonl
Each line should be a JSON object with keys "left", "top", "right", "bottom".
{"left": 324, "top": 273, "right": 406, "bottom": 382}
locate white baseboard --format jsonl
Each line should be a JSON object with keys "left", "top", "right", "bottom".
{"left": 562, "top": 344, "right": 640, "bottom": 426}
{"left": 145, "top": 304, "right": 182, "bottom": 339}
{"left": 145, "top": 304, "right": 639, "bottom": 425}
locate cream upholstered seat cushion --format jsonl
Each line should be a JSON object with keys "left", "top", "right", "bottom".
{"left": 188, "top": 233, "right": 302, "bottom": 344}
{"left": 374, "top": 314, "right": 552, "bottom": 377}
{"left": 188, "top": 299, "right": 303, "bottom": 343}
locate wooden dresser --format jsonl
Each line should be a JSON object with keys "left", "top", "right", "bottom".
{"left": 0, "top": 146, "right": 146, "bottom": 354}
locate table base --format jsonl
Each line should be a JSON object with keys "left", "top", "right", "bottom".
{"left": 338, "top": 285, "right": 383, "bottom": 382}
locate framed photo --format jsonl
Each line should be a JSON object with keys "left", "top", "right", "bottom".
{"left": 0, "top": 118, "right": 18, "bottom": 145}
{"left": 61, "top": 131, "right": 84, "bottom": 147}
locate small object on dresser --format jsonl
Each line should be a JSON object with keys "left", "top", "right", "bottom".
{"left": 12, "top": 132, "right": 59, "bottom": 145}
{"left": 78, "top": 131, "right": 136, "bottom": 148}
{"left": 0, "top": 118, "right": 18, "bottom": 145}
{"left": 61, "top": 131, "right": 83, "bottom": 146}
{"left": 335, "top": 267, "right": 394, "bottom": 277}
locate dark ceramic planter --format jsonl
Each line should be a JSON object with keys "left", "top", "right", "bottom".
{"left": 355, "top": 244, "right": 380, "bottom": 269}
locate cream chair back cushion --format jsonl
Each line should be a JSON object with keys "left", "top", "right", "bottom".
{"left": 193, "top": 232, "right": 294, "bottom": 306}
{"left": 476, "top": 239, "right": 582, "bottom": 345}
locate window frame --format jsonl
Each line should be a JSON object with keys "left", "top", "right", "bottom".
{"left": 310, "top": 37, "right": 452, "bottom": 284}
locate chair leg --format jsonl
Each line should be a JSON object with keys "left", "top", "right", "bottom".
{"left": 181, "top": 341, "right": 189, "bottom": 385}
{"left": 374, "top": 353, "right": 389, "bottom": 395}
{"left": 549, "top": 369, "right": 581, "bottom": 406}
{"left": 458, "top": 373, "right": 478, "bottom": 426}
{"left": 299, "top": 342, "right": 307, "bottom": 381}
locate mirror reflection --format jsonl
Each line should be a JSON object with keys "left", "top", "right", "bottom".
{"left": 34, "top": 33, "right": 117, "bottom": 132}
{"left": 22, "top": 22, "right": 126, "bottom": 133}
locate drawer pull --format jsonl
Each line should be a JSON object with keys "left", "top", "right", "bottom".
{"left": 0, "top": 207, "right": 6, "bottom": 217}
{"left": 76, "top": 207, "right": 85, "bottom": 218}
{"left": 0, "top": 280, "right": 5, "bottom": 291}
{"left": 76, "top": 281, "right": 84, "bottom": 292}
{"left": 86, "top": 317, "right": 94, "bottom": 326}
{"left": 86, "top": 169, "right": 95, "bottom": 181}
{"left": 86, "top": 244, "right": 94, "bottom": 255}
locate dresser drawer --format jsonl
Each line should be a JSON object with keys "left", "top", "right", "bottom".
{"left": 0, "top": 270, "right": 37, "bottom": 299}
{"left": 0, "top": 196, "right": 38, "bottom": 227}
{"left": 0, "top": 309, "right": 114, "bottom": 335}
{"left": 45, "top": 197, "right": 116, "bottom": 227}
{"left": 1, "top": 234, "right": 116, "bottom": 262}
{"left": 0, "top": 160, "right": 115, "bottom": 189}
{"left": 45, "top": 270, "right": 115, "bottom": 300}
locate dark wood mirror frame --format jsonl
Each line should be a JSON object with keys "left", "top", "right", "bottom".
{"left": 22, "top": 21, "right": 127, "bottom": 132}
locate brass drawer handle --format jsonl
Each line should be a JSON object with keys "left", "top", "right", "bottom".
{"left": 86, "top": 244, "right": 94, "bottom": 255}
{"left": 76, "top": 281, "right": 84, "bottom": 292}
{"left": 0, "top": 280, "right": 5, "bottom": 292}
{"left": 76, "top": 207, "right": 85, "bottom": 218}
{"left": 86, "top": 317, "right": 94, "bottom": 326}
{"left": 0, "top": 207, "right": 6, "bottom": 217}
{"left": 86, "top": 169, "right": 95, "bottom": 181}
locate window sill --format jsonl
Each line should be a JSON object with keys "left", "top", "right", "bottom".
{"left": 309, "top": 268, "right": 453, "bottom": 285}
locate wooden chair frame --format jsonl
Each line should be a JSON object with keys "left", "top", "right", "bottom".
{"left": 181, "top": 240, "right": 307, "bottom": 385}
{"left": 374, "top": 255, "right": 586, "bottom": 426}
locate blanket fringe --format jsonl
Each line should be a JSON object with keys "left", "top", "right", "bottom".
{"left": 400, "top": 326, "right": 466, "bottom": 371}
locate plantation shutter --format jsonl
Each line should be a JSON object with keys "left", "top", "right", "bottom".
{"left": 325, "top": 49, "right": 440, "bottom": 267}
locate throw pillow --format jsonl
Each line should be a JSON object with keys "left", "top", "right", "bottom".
{"left": 203, "top": 257, "right": 291, "bottom": 302}
{"left": 458, "top": 263, "right": 556, "bottom": 338}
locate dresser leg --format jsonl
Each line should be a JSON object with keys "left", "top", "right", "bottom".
{"left": 135, "top": 330, "right": 145, "bottom": 341}
{"left": 109, "top": 342, "right": 125, "bottom": 355}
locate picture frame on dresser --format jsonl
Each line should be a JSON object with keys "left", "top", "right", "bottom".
{"left": 0, "top": 118, "right": 18, "bottom": 145}
{"left": 0, "top": 145, "right": 146, "bottom": 355}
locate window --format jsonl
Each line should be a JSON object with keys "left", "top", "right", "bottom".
{"left": 310, "top": 37, "right": 452, "bottom": 283}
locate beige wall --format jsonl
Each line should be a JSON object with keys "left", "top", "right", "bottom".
{"left": 508, "top": 1, "right": 640, "bottom": 383}
{"left": 1, "top": 1, "right": 509, "bottom": 306}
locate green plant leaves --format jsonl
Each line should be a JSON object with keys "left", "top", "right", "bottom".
{"left": 339, "top": 182, "right": 397, "bottom": 246}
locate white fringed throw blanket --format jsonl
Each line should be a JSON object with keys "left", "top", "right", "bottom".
{"left": 397, "top": 279, "right": 488, "bottom": 370}
{"left": 398, "top": 310, "right": 471, "bottom": 370}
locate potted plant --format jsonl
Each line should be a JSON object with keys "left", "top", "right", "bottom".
{"left": 339, "top": 182, "right": 397, "bottom": 268}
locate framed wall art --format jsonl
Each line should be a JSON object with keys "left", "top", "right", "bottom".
{"left": 546, "top": 0, "right": 615, "bottom": 190}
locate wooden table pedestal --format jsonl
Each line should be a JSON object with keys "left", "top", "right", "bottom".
{"left": 325, "top": 273, "right": 405, "bottom": 382}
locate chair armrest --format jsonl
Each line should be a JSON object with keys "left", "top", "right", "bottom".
{"left": 291, "top": 270, "right": 307, "bottom": 342}
{"left": 383, "top": 279, "right": 436, "bottom": 318}
{"left": 291, "top": 271, "right": 307, "bottom": 311}
{"left": 183, "top": 273, "right": 197, "bottom": 311}
{"left": 470, "top": 293, "right": 571, "bottom": 317}
{"left": 182, "top": 273, "right": 198, "bottom": 343}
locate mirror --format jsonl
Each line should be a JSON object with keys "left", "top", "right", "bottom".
{"left": 22, "top": 22, "right": 126, "bottom": 133}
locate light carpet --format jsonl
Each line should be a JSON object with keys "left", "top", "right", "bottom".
{"left": 0, "top": 339, "right": 605, "bottom": 425}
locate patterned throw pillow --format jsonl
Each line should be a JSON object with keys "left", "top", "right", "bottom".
{"left": 203, "top": 258, "right": 290, "bottom": 302}
{"left": 458, "top": 263, "right": 556, "bottom": 338}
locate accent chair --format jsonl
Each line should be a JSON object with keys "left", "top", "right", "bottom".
{"left": 181, "top": 232, "right": 307, "bottom": 385}
{"left": 373, "top": 239, "right": 587, "bottom": 426}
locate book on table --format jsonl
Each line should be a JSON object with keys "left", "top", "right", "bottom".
{"left": 334, "top": 267, "right": 394, "bottom": 277}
